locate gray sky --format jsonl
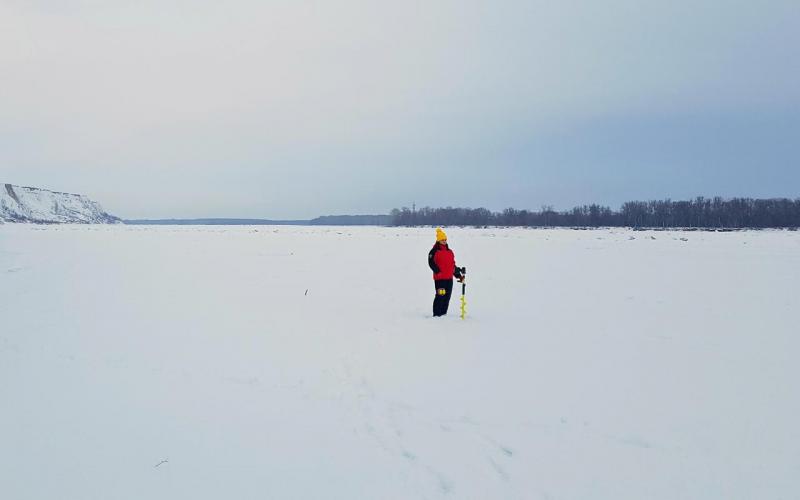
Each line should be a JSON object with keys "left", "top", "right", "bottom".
{"left": 2, "top": 0, "right": 799, "bottom": 219}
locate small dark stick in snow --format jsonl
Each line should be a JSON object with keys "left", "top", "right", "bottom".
{"left": 154, "top": 459, "right": 168, "bottom": 468}
{"left": 305, "top": 289, "right": 308, "bottom": 296}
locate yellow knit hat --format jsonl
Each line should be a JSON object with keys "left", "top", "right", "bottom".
{"left": 436, "top": 227, "right": 447, "bottom": 242}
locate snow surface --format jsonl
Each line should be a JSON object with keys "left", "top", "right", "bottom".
{"left": 1, "top": 225, "right": 799, "bottom": 499}
{"left": 0, "top": 184, "right": 119, "bottom": 223}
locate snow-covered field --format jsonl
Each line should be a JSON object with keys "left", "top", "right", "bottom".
{"left": 1, "top": 225, "right": 799, "bottom": 499}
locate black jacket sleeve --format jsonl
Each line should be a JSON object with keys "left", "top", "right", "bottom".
{"left": 428, "top": 246, "right": 440, "bottom": 273}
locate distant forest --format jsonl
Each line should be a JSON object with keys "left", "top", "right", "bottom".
{"left": 390, "top": 197, "right": 800, "bottom": 229}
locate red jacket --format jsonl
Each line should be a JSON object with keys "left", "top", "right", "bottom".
{"left": 428, "top": 243, "right": 460, "bottom": 280}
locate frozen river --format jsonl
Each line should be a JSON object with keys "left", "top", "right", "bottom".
{"left": 1, "top": 224, "right": 798, "bottom": 499}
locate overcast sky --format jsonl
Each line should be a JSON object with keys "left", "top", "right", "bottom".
{"left": 2, "top": 0, "right": 799, "bottom": 218}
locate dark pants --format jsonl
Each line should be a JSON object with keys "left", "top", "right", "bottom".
{"left": 433, "top": 279, "right": 454, "bottom": 317}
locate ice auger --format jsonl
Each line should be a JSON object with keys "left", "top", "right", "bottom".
{"left": 460, "top": 267, "right": 467, "bottom": 320}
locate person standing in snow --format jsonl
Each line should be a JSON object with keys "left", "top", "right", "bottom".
{"left": 428, "top": 228, "right": 464, "bottom": 317}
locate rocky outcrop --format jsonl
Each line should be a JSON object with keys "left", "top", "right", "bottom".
{"left": 0, "top": 184, "right": 120, "bottom": 224}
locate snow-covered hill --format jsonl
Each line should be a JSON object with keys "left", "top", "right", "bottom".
{"left": 0, "top": 183, "right": 120, "bottom": 224}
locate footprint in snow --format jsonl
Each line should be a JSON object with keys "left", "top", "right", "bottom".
{"left": 487, "top": 456, "right": 510, "bottom": 481}
{"left": 481, "top": 434, "right": 515, "bottom": 458}
{"left": 607, "top": 434, "right": 654, "bottom": 449}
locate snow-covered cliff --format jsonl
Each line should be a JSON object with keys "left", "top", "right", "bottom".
{"left": 1, "top": 184, "right": 120, "bottom": 224}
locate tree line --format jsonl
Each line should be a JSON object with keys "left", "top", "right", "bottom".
{"left": 390, "top": 197, "right": 800, "bottom": 228}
